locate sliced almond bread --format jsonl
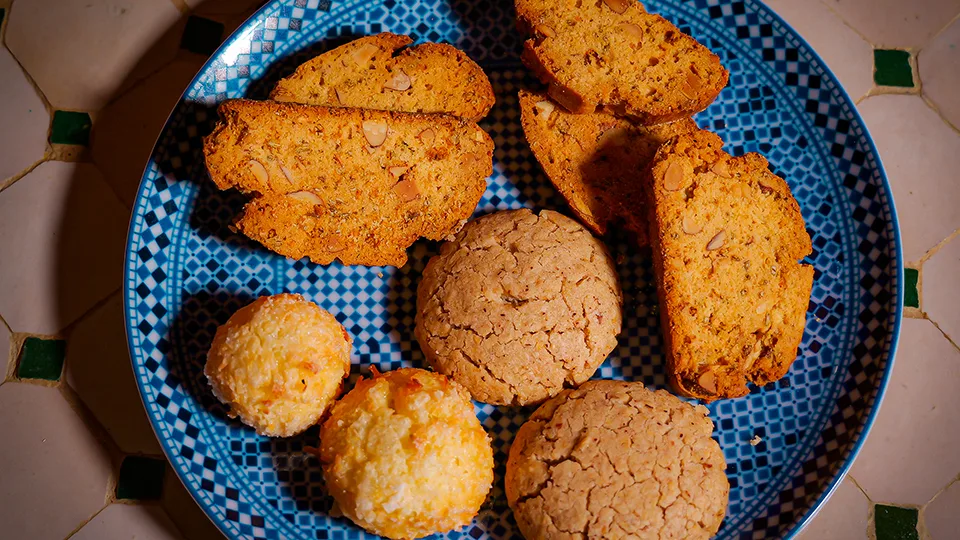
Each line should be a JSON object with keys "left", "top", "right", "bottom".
{"left": 270, "top": 33, "right": 495, "bottom": 121}
{"left": 519, "top": 89, "right": 696, "bottom": 243}
{"left": 646, "top": 130, "right": 813, "bottom": 401}
{"left": 203, "top": 99, "right": 494, "bottom": 267}
{"left": 515, "top": 0, "right": 728, "bottom": 125}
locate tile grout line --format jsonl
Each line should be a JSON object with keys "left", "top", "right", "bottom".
{"left": 918, "top": 227, "right": 960, "bottom": 265}
{"left": 927, "top": 318, "right": 960, "bottom": 356}
{"left": 848, "top": 473, "right": 874, "bottom": 503}
{"left": 919, "top": 94, "right": 960, "bottom": 137}
{"left": 62, "top": 503, "right": 109, "bottom": 540}
{"left": 169, "top": 0, "right": 190, "bottom": 15}
{"left": 917, "top": 10, "right": 960, "bottom": 53}
{"left": 817, "top": 0, "right": 874, "bottom": 45}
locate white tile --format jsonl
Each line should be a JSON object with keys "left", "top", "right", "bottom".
{"left": 65, "top": 295, "right": 162, "bottom": 454}
{"left": 925, "top": 479, "right": 960, "bottom": 539}
{"left": 73, "top": 503, "right": 184, "bottom": 540}
{"left": 763, "top": 0, "right": 875, "bottom": 99}
{"left": 162, "top": 473, "right": 227, "bottom": 540}
{"left": 796, "top": 477, "right": 870, "bottom": 539}
{"left": 0, "top": 382, "right": 112, "bottom": 538}
{"left": 857, "top": 94, "right": 960, "bottom": 263}
{"left": 92, "top": 58, "right": 205, "bottom": 207}
{"left": 850, "top": 318, "right": 960, "bottom": 504}
{"left": 924, "top": 234, "right": 960, "bottom": 344}
{"left": 0, "top": 48, "right": 48, "bottom": 184}
{"left": 5, "top": 0, "right": 181, "bottom": 111}
{"left": 918, "top": 18, "right": 960, "bottom": 129}
{"left": 0, "top": 161, "right": 128, "bottom": 334}
{"left": 824, "top": 0, "right": 960, "bottom": 48}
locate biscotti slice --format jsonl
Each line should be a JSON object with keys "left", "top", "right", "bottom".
{"left": 203, "top": 99, "right": 494, "bottom": 267}
{"left": 515, "top": 0, "right": 728, "bottom": 125}
{"left": 519, "top": 90, "right": 696, "bottom": 243}
{"left": 647, "top": 130, "right": 813, "bottom": 401}
{"left": 270, "top": 33, "right": 495, "bottom": 121}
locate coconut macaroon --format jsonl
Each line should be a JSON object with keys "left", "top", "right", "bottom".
{"left": 204, "top": 293, "right": 352, "bottom": 437}
{"left": 319, "top": 368, "right": 494, "bottom": 539}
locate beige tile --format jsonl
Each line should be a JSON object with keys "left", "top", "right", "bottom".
{"left": 92, "top": 58, "right": 205, "bottom": 207}
{"left": 796, "top": 477, "right": 870, "bottom": 539}
{"left": 918, "top": 18, "right": 960, "bottom": 129}
{"left": 65, "top": 295, "right": 162, "bottom": 454}
{"left": 924, "top": 478, "right": 960, "bottom": 539}
{"left": 162, "top": 472, "right": 227, "bottom": 540}
{"left": 923, "top": 234, "right": 960, "bottom": 344}
{"left": 72, "top": 503, "right": 184, "bottom": 540}
{"left": 5, "top": 0, "right": 181, "bottom": 111}
{"left": 850, "top": 318, "right": 960, "bottom": 504}
{"left": 857, "top": 94, "right": 960, "bottom": 263}
{"left": 0, "top": 47, "right": 48, "bottom": 184}
{"left": 0, "top": 382, "right": 112, "bottom": 538}
{"left": 763, "top": 0, "right": 875, "bottom": 99}
{"left": 0, "top": 162, "right": 128, "bottom": 334}
{"left": 824, "top": 0, "right": 960, "bottom": 48}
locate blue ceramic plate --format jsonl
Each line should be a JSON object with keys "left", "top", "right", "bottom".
{"left": 124, "top": 1, "right": 903, "bottom": 538}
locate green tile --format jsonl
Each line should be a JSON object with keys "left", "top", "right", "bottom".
{"left": 904, "top": 267, "right": 919, "bottom": 308}
{"left": 116, "top": 456, "right": 166, "bottom": 500}
{"left": 874, "top": 49, "right": 914, "bottom": 87}
{"left": 874, "top": 504, "right": 919, "bottom": 540}
{"left": 50, "top": 110, "right": 92, "bottom": 145}
{"left": 17, "top": 337, "right": 65, "bottom": 381}
{"left": 180, "top": 16, "right": 224, "bottom": 55}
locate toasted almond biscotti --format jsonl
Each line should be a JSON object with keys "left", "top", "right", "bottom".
{"left": 270, "top": 33, "right": 495, "bottom": 121}
{"left": 647, "top": 130, "right": 813, "bottom": 401}
{"left": 515, "top": 0, "right": 728, "bottom": 125}
{"left": 519, "top": 90, "right": 696, "bottom": 243}
{"left": 203, "top": 99, "right": 493, "bottom": 267}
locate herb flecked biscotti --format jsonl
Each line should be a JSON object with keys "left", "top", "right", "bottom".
{"left": 518, "top": 89, "right": 697, "bottom": 243}
{"left": 271, "top": 33, "right": 495, "bottom": 121}
{"left": 515, "top": 0, "right": 728, "bottom": 125}
{"left": 646, "top": 130, "right": 813, "bottom": 400}
{"left": 203, "top": 99, "right": 494, "bottom": 267}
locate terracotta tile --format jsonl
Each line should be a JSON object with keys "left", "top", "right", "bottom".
{"left": 92, "top": 58, "right": 205, "bottom": 207}
{"left": 64, "top": 295, "right": 162, "bottom": 454}
{"left": 923, "top": 234, "right": 960, "bottom": 344}
{"left": 918, "top": 18, "right": 960, "bottom": 129}
{"left": 0, "top": 382, "right": 111, "bottom": 538}
{"left": 72, "top": 504, "right": 184, "bottom": 540}
{"left": 850, "top": 318, "right": 960, "bottom": 504}
{"left": 0, "top": 161, "right": 128, "bottom": 334}
{"left": 4, "top": 0, "right": 181, "bottom": 111}
{"left": 162, "top": 472, "right": 227, "bottom": 540}
{"left": 856, "top": 94, "right": 960, "bottom": 263}
{"left": 763, "top": 0, "right": 875, "bottom": 99}
{"left": 924, "top": 479, "right": 960, "bottom": 538}
{"left": 0, "top": 47, "right": 48, "bottom": 184}
{"left": 796, "top": 476, "right": 870, "bottom": 539}
{"left": 823, "top": 0, "right": 960, "bottom": 48}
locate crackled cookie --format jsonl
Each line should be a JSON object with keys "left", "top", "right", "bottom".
{"left": 319, "top": 368, "right": 494, "bottom": 540}
{"left": 414, "top": 209, "right": 622, "bottom": 406}
{"left": 204, "top": 294, "right": 351, "bottom": 437}
{"left": 505, "top": 380, "right": 729, "bottom": 539}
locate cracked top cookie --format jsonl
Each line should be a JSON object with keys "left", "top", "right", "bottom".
{"left": 505, "top": 380, "right": 729, "bottom": 539}
{"left": 414, "top": 209, "right": 622, "bottom": 406}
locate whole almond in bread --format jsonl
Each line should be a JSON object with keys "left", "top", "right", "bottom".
{"left": 646, "top": 130, "right": 813, "bottom": 400}
{"left": 515, "top": 0, "right": 728, "bottom": 125}
{"left": 519, "top": 89, "right": 697, "bottom": 243}
{"left": 203, "top": 99, "right": 493, "bottom": 267}
{"left": 271, "top": 33, "right": 495, "bottom": 121}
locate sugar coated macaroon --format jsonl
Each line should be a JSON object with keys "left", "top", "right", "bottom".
{"left": 204, "top": 293, "right": 351, "bottom": 437}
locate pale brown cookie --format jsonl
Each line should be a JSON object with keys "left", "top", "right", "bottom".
{"left": 505, "top": 380, "right": 729, "bottom": 539}
{"left": 414, "top": 209, "right": 622, "bottom": 406}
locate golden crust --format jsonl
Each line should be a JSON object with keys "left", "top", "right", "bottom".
{"left": 518, "top": 89, "right": 698, "bottom": 242}
{"left": 204, "top": 293, "right": 352, "bottom": 437}
{"left": 646, "top": 130, "right": 813, "bottom": 401}
{"left": 505, "top": 380, "right": 729, "bottom": 539}
{"left": 271, "top": 33, "right": 495, "bottom": 121}
{"left": 319, "top": 368, "right": 494, "bottom": 539}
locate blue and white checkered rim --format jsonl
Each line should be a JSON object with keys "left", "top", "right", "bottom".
{"left": 123, "top": 0, "right": 903, "bottom": 538}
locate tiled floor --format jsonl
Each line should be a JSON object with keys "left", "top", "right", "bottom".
{"left": 0, "top": 1, "right": 957, "bottom": 539}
